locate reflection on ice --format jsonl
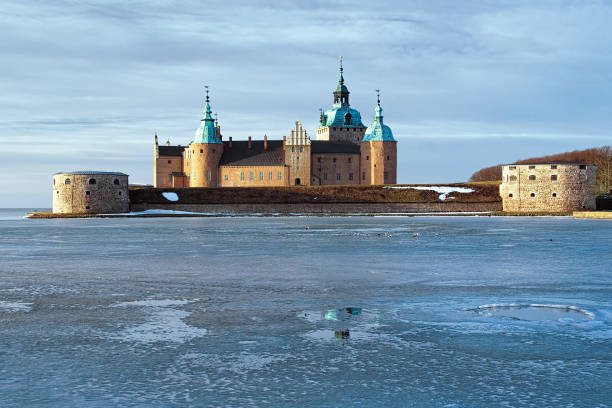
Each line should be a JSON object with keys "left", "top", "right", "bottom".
{"left": 323, "top": 307, "right": 362, "bottom": 321}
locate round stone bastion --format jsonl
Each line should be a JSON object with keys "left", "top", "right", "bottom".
{"left": 52, "top": 171, "right": 129, "bottom": 214}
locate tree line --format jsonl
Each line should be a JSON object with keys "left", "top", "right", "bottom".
{"left": 469, "top": 145, "right": 612, "bottom": 193}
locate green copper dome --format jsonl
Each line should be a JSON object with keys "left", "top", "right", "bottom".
{"left": 319, "top": 62, "right": 365, "bottom": 128}
{"left": 363, "top": 102, "right": 395, "bottom": 142}
{"left": 194, "top": 92, "right": 222, "bottom": 144}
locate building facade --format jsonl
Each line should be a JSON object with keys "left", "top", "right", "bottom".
{"left": 499, "top": 163, "right": 597, "bottom": 212}
{"left": 53, "top": 171, "right": 129, "bottom": 214}
{"left": 154, "top": 64, "right": 397, "bottom": 188}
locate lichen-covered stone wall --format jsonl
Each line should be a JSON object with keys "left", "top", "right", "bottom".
{"left": 52, "top": 173, "right": 129, "bottom": 214}
{"left": 500, "top": 164, "right": 597, "bottom": 212}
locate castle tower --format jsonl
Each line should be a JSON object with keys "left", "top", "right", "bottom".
{"left": 360, "top": 91, "right": 397, "bottom": 185}
{"left": 284, "top": 121, "right": 311, "bottom": 186}
{"left": 316, "top": 58, "right": 367, "bottom": 144}
{"left": 189, "top": 87, "right": 223, "bottom": 187}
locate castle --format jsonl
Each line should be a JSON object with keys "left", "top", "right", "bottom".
{"left": 154, "top": 61, "right": 397, "bottom": 188}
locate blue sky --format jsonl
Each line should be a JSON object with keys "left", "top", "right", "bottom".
{"left": 1, "top": 0, "right": 611, "bottom": 207}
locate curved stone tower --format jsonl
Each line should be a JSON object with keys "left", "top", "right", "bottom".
{"left": 500, "top": 163, "right": 597, "bottom": 212}
{"left": 189, "top": 90, "right": 223, "bottom": 187}
{"left": 52, "top": 171, "right": 129, "bottom": 214}
{"left": 360, "top": 93, "right": 397, "bottom": 185}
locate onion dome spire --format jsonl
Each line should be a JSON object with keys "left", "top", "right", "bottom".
{"left": 194, "top": 85, "right": 222, "bottom": 144}
{"left": 333, "top": 56, "right": 350, "bottom": 106}
{"left": 363, "top": 89, "right": 395, "bottom": 142}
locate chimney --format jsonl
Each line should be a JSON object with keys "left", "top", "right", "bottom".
{"left": 283, "top": 135, "right": 286, "bottom": 150}
{"left": 264, "top": 135, "right": 268, "bottom": 150}
{"left": 229, "top": 136, "right": 233, "bottom": 148}
{"left": 248, "top": 136, "right": 252, "bottom": 149}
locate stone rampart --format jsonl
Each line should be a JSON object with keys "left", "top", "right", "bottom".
{"left": 52, "top": 172, "right": 129, "bottom": 214}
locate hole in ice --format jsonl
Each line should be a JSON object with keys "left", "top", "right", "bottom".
{"left": 323, "top": 307, "right": 362, "bottom": 322}
{"left": 466, "top": 304, "right": 594, "bottom": 321}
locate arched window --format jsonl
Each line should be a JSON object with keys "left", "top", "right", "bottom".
{"left": 113, "top": 179, "right": 120, "bottom": 185}
{"left": 344, "top": 112, "right": 352, "bottom": 125}
{"left": 89, "top": 178, "right": 96, "bottom": 185}
{"left": 65, "top": 178, "right": 71, "bottom": 185}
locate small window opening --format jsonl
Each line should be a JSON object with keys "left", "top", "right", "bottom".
{"left": 85, "top": 206, "right": 90, "bottom": 210}
{"left": 529, "top": 165, "right": 536, "bottom": 169}
{"left": 113, "top": 179, "right": 120, "bottom": 185}
{"left": 200, "top": 149, "right": 203, "bottom": 153}
{"left": 387, "top": 156, "right": 390, "bottom": 160}
{"left": 89, "top": 178, "right": 96, "bottom": 185}
{"left": 551, "top": 175, "right": 558, "bottom": 181}
{"left": 509, "top": 166, "right": 516, "bottom": 170}
{"left": 552, "top": 193, "right": 557, "bottom": 197}
{"left": 551, "top": 165, "right": 557, "bottom": 169}
{"left": 529, "top": 175, "right": 536, "bottom": 180}
{"left": 119, "top": 191, "right": 122, "bottom": 196}
{"left": 348, "top": 158, "right": 352, "bottom": 164}
{"left": 85, "top": 191, "right": 90, "bottom": 196}
{"left": 65, "top": 178, "right": 70, "bottom": 185}
{"left": 168, "top": 160, "right": 171, "bottom": 164}
{"left": 579, "top": 164, "right": 587, "bottom": 169}
{"left": 508, "top": 193, "right": 513, "bottom": 198}
{"left": 317, "top": 157, "right": 321, "bottom": 163}
{"left": 530, "top": 193, "right": 535, "bottom": 197}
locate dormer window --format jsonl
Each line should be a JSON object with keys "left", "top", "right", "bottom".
{"left": 344, "top": 112, "right": 352, "bottom": 125}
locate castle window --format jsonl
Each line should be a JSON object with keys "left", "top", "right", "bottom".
{"left": 508, "top": 193, "right": 513, "bottom": 198}
{"left": 366, "top": 156, "right": 369, "bottom": 160}
{"left": 168, "top": 160, "right": 172, "bottom": 164}
{"left": 85, "top": 206, "right": 90, "bottom": 210}
{"left": 324, "top": 173, "right": 328, "bottom": 180}
{"left": 529, "top": 165, "right": 536, "bottom": 169}
{"left": 212, "top": 149, "right": 215, "bottom": 153}
{"left": 530, "top": 193, "right": 536, "bottom": 197}
{"left": 333, "top": 158, "right": 336, "bottom": 163}
{"left": 113, "top": 179, "right": 120, "bottom": 185}
{"left": 551, "top": 175, "right": 558, "bottom": 181}
{"left": 580, "top": 164, "right": 587, "bottom": 169}
{"left": 224, "top": 174, "right": 228, "bottom": 181}
{"left": 509, "top": 166, "right": 516, "bottom": 170}
{"left": 56, "top": 190, "right": 59, "bottom": 194}
{"left": 168, "top": 174, "right": 172, "bottom": 182}
{"left": 292, "top": 147, "right": 295, "bottom": 152}
{"left": 85, "top": 191, "right": 90, "bottom": 196}
{"left": 250, "top": 172, "right": 254, "bottom": 180}
{"left": 200, "top": 149, "right": 203, "bottom": 153}
{"left": 551, "top": 165, "right": 557, "bottom": 169}
{"left": 384, "top": 172, "right": 388, "bottom": 180}
{"left": 118, "top": 191, "right": 122, "bottom": 196}
{"left": 259, "top": 172, "right": 264, "bottom": 180}
{"left": 317, "top": 157, "right": 321, "bottom": 163}
{"left": 387, "top": 156, "right": 390, "bottom": 160}
{"left": 552, "top": 192, "right": 557, "bottom": 197}
{"left": 362, "top": 172, "right": 366, "bottom": 180}
{"left": 529, "top": 175, "right": 536, "bottom": 180}
{"left": 278, "top": 172, "right": 282, "bottom": 180}
{"left": 206, "top": 171, "right": 211, "bottom": 181}
{"left": 300, "top": 147, "right": 303, "bottom": 152}
{"left": 349, "top": 173, "right": 353, "bottom": 181}
{"left": 336, "top": 173, "right": 341, "bottom": 181}
{"left": 241, "top": 172, "right": 245, "bottom": 181}
{"left": 333, "top": 127, "right": 337, "bottom": 131}
{"left": 269, "top": 172, "right": 273, "bottom": 180}
{"left": 348, "top": 158, "right": 352, "bottom": 164}
{"left": 88, "top": 178, "right": 96, "bottom": 185}
{"left": 65, "top": 178, "right": 70, "bottom": 185}
{"left": 509, "top": 175, "right": 517, "bottom": 181}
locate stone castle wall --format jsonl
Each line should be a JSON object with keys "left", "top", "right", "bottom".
{"left": 500, "top": 164, "right": 597, "bottom": 212}
{"left": 52, "top": 172, "right": 129, "bottom": 214}
{"left": 315, "top": 126, "right": 366, "bottom": 144}
{"left": 189, "top": 143, "right": 224, "bottom": 187}
{"left": 360, "top": 141, "right": 397, "bottom": 185}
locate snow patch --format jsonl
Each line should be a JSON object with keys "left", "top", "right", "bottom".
{"left": 384, "top": 186, "right": 475, "bottom": 201}
{"left": 162, "top": 192, "right": 179, "bottom": 202}
{"left": 0, "top": 301, "right": 33, "bottom": 313}
{"left": 109, "top": 299, "right": 207, "bottom": 344}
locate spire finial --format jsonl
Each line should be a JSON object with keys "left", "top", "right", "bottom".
{"left": 214, "top": 112, "right": 218, "bottom": 125}
{"left": 376, "top": 88, "right": 380, "bottom": 106}
{"left": 204, "top": 85, "right": 210, "bottom": 102}
{"left": 338, "top": 56, "right": 344, "bottom": 85}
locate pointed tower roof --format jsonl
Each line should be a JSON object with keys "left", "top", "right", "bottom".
{"left": 194, "top": 86, "right": 222, "bottom": 144}
{"left": 363, "top": 90, "right": 395, "bottom": 142}
{"left": 320, "top": 57, "right": 364, "bottom": 128}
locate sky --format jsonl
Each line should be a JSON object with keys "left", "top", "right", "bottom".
{"left": 1, "top": 0, "right": 611, "bottom": 207}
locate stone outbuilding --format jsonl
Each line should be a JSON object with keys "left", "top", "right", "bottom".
{"left": 500, "top": 163, "right": 597, "bottom": 212}
{"left": 52, "top": 171, "right": 129, "bottom": 214}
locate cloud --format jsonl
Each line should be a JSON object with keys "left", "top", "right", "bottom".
{"left": 0, "top": 0, "right": 611, "bottom": 205}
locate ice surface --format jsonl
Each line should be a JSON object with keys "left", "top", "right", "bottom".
{"left": 162, "top": 192, "right": 179, "bottom": 201}
{"left": 1, "top": 215, "right": 611, "bottom": 407}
